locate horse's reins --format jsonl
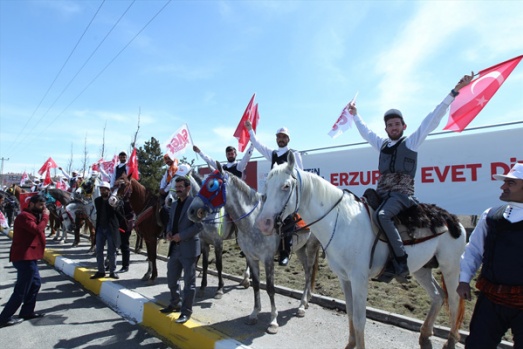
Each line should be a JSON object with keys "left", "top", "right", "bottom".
{"left": 277, "top": 169, "right": 347, "bottom": 234}
{"left": 200, "top": 174, "right": 260, "bottom": 224}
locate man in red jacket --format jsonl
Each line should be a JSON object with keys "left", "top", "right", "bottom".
{"left": 0, "top": 194, "right": 49, "bottom": 328}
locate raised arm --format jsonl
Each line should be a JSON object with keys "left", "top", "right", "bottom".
{"left": 193, "top": 145, "right": 217, "bottom": 170}
{"left": 245, "top": 120, "right": 274, "bottom": 161}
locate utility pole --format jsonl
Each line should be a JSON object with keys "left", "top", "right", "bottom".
{"left": 0, "top": 157, "right": 9, "bottom": 186}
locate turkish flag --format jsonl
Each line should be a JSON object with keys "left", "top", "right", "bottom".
{"left": 233, "top": 93, "right": 258, "bottom": 152}
{"left": 128, "top": 148, "right": 140, "bottom": 180}
{"left": 444, "top": 55, "right": 523, "bottom": 132}
{"left": 38, "top": 157, "right": 58, "bottom": 175}
{"left": 19, "top": 192, "right": 37, "bottom": 211}
{"left": 43, "top": 168, "right": 52, "bottom": 186}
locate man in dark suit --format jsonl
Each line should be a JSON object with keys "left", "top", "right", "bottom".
{"left": 90, "top": 181, "right": 124, "bottom": 280}
{"left": 160, "top": 176, "right": 202, "bottom": 324}
{"left": 0, "top": 194, "right": 49, "bottom": 328}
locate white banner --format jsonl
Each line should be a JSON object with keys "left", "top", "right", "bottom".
{"left": 164, "top": 123, "right": 193, "bottom": 159}
{"left": 256, "top": 126, "right": 521, "bottom": 215}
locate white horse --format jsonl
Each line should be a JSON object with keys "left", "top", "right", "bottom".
{"left": 256, "top": 152, "right": 466, "bottom": 349}
{"left": 188, "top": 162, "right": 321, "bottom": 334}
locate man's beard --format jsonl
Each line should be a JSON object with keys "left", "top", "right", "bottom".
{"left": 101, "top": 192, "right": 110, "bottom": 199}
{"left": 388, "top": 130, "right": 404, "bottom": 141}
{"left": 227, "top": 157, "right": 236, "bottom": 163}
{"left": 31, "top": 206, "right": 43, "bottom": 214}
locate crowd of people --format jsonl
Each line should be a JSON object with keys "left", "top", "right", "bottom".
{"left": 1, "top": 72, "right": 522, "bottom": 347}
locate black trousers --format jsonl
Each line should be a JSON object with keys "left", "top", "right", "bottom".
{"left": 120, "top": 229, "right": 131, "bottom": 268}
{"left": 466, "top": 292, "right": 523, "bottom": 349}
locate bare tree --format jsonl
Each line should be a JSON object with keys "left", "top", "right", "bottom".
{"left": 100, "top": 121, "right": 107, "bottom": 159}
{"left": 66, "top": 143, "right": 74, "bottom": 173}
{"left": 82, "top": 135, "right": 89, "bottom": 176}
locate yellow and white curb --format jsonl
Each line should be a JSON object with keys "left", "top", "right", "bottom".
{"left": 1, "top": 229, "right": 250, "bottom": 349}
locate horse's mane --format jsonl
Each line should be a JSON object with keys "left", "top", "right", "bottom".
{"left": 191, "top": 170, "right": 203, "bottom": 187}
{"left": 48, "top": 188, "right": 72, "bottom": 205}
{"left": 228, "top": 174, "right": 262, "bottom": 200}
{"left": 293, "top": 168, "right": 463, "bottom": 238}
{"left": 269, "top": 163, "right": 346, "bottom": 206}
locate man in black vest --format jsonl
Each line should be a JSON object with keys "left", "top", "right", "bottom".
{"left": 110, "top": 151, "right": 128, "bottom": 188}
{"left": 245, "top": 121, "right": 303, "bottom": 266}
{"left": 348, "top": 73, "right": 473, "bottom": 282}
{"left": 90, "top": 181, "right": 125, "bottom": 280}
{"left": 58, "top": 167, "right": 80, "bottom": 192}
{"left": 193, "top": 144, "right": 254, "bottom": 180}
{"left": 457, "top": 163, "right": 523, "bottom": 348}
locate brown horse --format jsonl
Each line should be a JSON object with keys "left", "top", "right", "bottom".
{"left": 111, "top": 173, "right": 162, "bottom": 281}
{"left": 44, "top": 188, "right": 72, "bottom": 240}
{"left": 10, "top": 184, "right": 26, "bottom": 202}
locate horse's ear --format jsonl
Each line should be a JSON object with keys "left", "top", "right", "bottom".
{"left": 216, "top": 161, "right": 223, "bottom": 173}
{"left": 286, "top": 151, "right": 296, "bottom": 173}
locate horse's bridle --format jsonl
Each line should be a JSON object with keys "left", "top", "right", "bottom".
{"left": 273, "top": 170, "right": 301, "bottom": 233}
{"left": 109, "top": 178, "right": 132, "bottom": 208}
{"left": 273, "top": 168, "right": 347, "bottom": 234}
{"left": 197, "top": 170, "right": 260, "bottom": 224}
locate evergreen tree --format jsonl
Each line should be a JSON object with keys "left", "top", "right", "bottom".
{"left": 137, "top": 137, "right": 163, "bottom": 194}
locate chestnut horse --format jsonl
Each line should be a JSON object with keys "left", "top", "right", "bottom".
{"left": 110, "top": 173, "right": 163, "bottom": 281}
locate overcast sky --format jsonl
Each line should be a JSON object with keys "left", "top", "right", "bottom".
{"left": 1, "top": 0, "right": 522, "bottom": 175}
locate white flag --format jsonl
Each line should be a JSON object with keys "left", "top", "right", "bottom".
{"left": 164, "top": 123, "right": 193, "bottom": 159}
{"left": 19, "top": 171, "right": 28, "bottom": 186}
{"left": 328, "top": 92, "right": 358, "bottom": 139}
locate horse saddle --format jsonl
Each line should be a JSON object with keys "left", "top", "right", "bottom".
{"left": 280, "top": 213, "right": 310, "bottom": 235}
{"left": 362, "top": 188, "right": 461, "bottom": 246}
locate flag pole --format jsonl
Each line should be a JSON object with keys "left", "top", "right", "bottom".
{"left": 185, "top": 123, "right": 199, "bottom": 160}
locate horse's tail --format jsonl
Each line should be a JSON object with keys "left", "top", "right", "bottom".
{"left": 441, "top": 275, "right": 466, "bottom": 341}
{"left": 310, "top": 248, "right": 320, "bottom": 293}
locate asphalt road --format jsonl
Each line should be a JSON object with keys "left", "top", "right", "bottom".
{"left": 0, "top": 233, "right": 171, "bottom": 349}
{"left": 0, "top": 228, "right": 476, "bottom": 349}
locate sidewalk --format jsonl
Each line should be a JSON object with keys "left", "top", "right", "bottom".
{"left": 3, "top": 228, "right": 497, "bottom": 349}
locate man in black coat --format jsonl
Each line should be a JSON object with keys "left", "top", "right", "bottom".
{"left": 160, "top": 176, "right": 202, "bottom": 324}
{"left": 90, "top": 181, "right": 124, "bottom": 279}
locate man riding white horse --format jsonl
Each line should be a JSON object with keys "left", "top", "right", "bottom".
{"left": 245, "top": 121, "right": 304, "bottom": 266}
{"left": 347, "top": 72, "right": 473, "bottom": 283}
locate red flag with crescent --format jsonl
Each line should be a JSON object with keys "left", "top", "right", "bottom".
{"left": 43, "top": 168, "right": 52, "bottom": 186}
{"left": 128, "top": 148, "right": 140, "bottom": 180}
{"left": 444, "top": 55, "right": 523, "bottom": 132}
{"left": 38, "top": 157, "right": 58, "bottom": 175}
{"left": 233, "top": 93, "right": 258, "bottom": 152}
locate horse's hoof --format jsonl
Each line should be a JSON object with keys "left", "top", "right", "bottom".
{"left": 214, "top": 290, "right": 223, "bottom": 300}
{"left": 146, "top": 279, "right": 156, "bottom": 286}
{"left": 240, "top": 279, "right": 250, "bottom": 289}
{"left": 295, "top": 309, "right": 306, "bottom": 318}
{"left": 266, "top": 324, "right": 279, "bottom": 334}
{"left": 419, "top": 337, "right": 433, "bottom": 349}
{"left": 244, "top": 317, "right": 257, "bottom": 325}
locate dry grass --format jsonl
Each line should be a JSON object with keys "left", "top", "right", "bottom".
{"left": 146, "top": 234, "right": 513, "bottom": 343}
